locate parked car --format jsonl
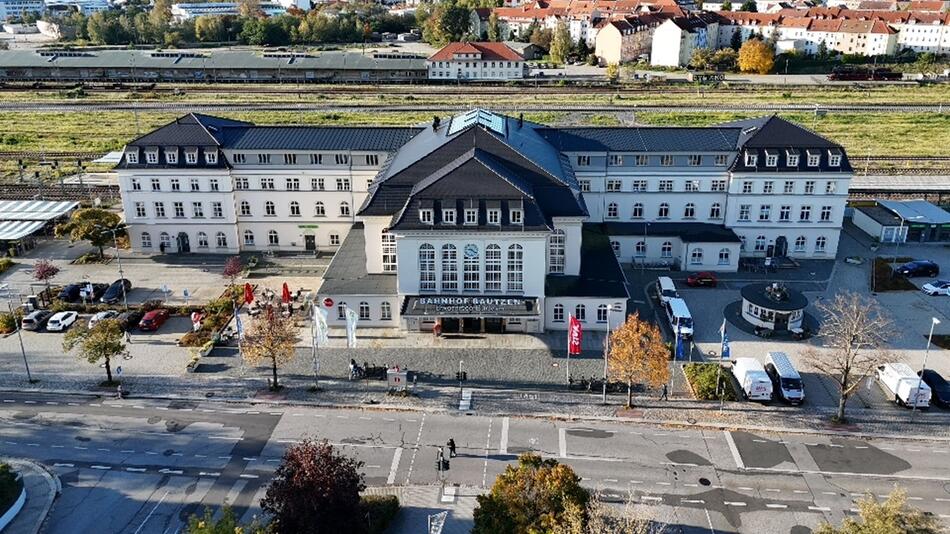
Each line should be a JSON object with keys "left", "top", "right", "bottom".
{"left": 138, "top": 309, "right": 169, "bottom": 331}
{"left": 764, "top": 352, "right": 804, "bottom": 404}
{"left": 877, "top": 363, "right": 930, "bottom": 408}
{"left": 657, "top": 276, "right": 679, "bottom": 304}
{"left": 664, "top": 297, "right": 693, "bottom": 339}
{"left": 921, "top": 280, "right": 950, "bottom": 296}
{"left": 116, "top": 310, "right": 144, "bottom": 332}
{"left": 82, "top": 283, "right": 109, "bottom": 302}
{"left": 57, "top": 284, "right": 82, "bottom": 302}
{"left": 919, "top": 369, "right": 950, "bottom": 408}
{"left": 88, "top": 310, "right": 119, "bottom": 329}
{"left": 895, "top": 260, "right": 939, "bottom": 278}
{"left": 101, "top": 279, "right": 132, "bottom": 304}
{"left": 686, "top": 271, "right": 718, "bottom": 288}
{"left": 21, "top": 310, "right": 53, "bottom": 331}
{"left": 46, "top": 311, "right": 79, "bottom": 332}
{"left": 731, "top": 357, "right": 773, "bottom": 402}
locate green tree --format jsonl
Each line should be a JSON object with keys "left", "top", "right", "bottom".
{"left": 605, "top": 62, "right": 619, "bottom": 82}
{"left": 473, "top": 453, "right": 589, "bottom": 534}
{"left": 148, "top": 0, "right": 172, "bottom": 34}
{"left": 238, "top": 0, "right": 261, "bottom": 17}
{"left": 55, "top": 208, "right": 124, "bottom": 258}
{"left": 194, "top": 15, "right": 225, "bottom": 42}
{"left": 730, "top": 28, "right": 742, "bottom": 51}
{"left": 721, "top": 0, "right": 732, "bottom": 8}
{"left": 738, "top": 37, "right": 774, "bottom": 73}
{"left": 817, "top": 40, "right": 829, "bottom": 59}
{"left": 712, "top": 47, "right": 738, "bottom": 71}
{"left": 739, "top": 0, "right": 757, "bottom": 10}
{"left": 530, "top": 27, "right": 553, "bottom": 50}
{"left": 549, "top": 21, "right": 571, "bottom": 64}
{"left": 63, "top": 319, "right": 125, "bottom": 385}
{"left": 422, "top": 3, "right": 472, "bottom": 46}
{"left": 487, "top": 12, "right": 500, "bottom": 41}
{"left": 816, "top": 488, "right": 941, "bottom": 534}
{"left": 689, "top": 47, "right": 713, "bottom": 69}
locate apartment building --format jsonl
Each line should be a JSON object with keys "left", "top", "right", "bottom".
{"left": 426, "top": 42, "right": 525, "bottom": 81}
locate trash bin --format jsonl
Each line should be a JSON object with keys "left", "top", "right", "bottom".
{"left": 387, "top": 368, "right": 408, "bottom": 391}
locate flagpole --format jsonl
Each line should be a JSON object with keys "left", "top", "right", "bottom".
{"left": 566, "top": 314, "right": 571, "bottom": 384}
{"left": 718, "top": 319, "right": 727, "bottom": 412}
{"left": 311, "top": 302, "right": 319, "bottom": 390}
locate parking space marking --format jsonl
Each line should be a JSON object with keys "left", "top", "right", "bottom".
{"left": 766, "top": 504, "right": 788, "bottom": 509}
{"left": 499, "top": 417, "right": 509, "bottom": 455}
{"left": 724, "top": 431, "right": 745, "bottom": 469}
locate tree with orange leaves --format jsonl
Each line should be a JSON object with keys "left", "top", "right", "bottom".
{"left": 608, "top": 312, "right": 670, "bottom": 408}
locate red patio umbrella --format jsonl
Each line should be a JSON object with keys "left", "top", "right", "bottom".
{"left": 244, "top": 283, "right": 254, "bottom": 305}
{"left": 282, "top": 282, "right": 291, "bottom": 304}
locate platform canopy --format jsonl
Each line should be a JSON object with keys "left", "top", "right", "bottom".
{"left": 0, "top": 220, "right": 46, "bottom": 240}
{"left": 0, "top": 199, "right": 79, "bottom": 241}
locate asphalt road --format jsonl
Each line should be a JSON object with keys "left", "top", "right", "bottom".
{"left": 0, "top": 391, "right": 948, "bottom": 533}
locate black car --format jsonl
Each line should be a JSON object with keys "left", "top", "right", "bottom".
{"left": 895, "top": 260, "right": 939, "bottom": 277}
{"left": 919, "top": 369, "right": 950, "bottom": 408}
{"left": 57, "top": 284, "right": 82, "bottom": 302}
{"left": 116, "top": 310, "right": 144, "bottom": 332}
{"left": 100, "top": 279, "right": 132, "bottom": 304}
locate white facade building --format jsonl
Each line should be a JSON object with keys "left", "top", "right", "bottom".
{"left": 426, "top": 42, "right": 525, "bottom": 81}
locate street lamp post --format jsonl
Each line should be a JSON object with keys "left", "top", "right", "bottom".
{"left": 7, "top": 301, "right": 35, "bottom": 383}
{"left": 98, "top": 225, "right": 129, "bottom": 312}
{"left": 896, "top": 215, "right": 924, "bottom": 251}
{"left": 602, "top": 304, "right": 623, "bottom": 404}
{"left": 914, "top": 317, "right": 940, "bottom": 413}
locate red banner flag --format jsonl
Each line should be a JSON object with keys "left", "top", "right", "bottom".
{"left": 244, "top": 283, "right": 254, "bottom": 305}
{"left": 568, "top": 315, "right": 583, "bottom": 355}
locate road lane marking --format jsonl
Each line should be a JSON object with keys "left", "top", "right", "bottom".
{"left": 51, "top": 445, "right": 64, "bottom": 449}
{"left": 239, "top": 474, "right": 259, "bottom": 479}
{"left": 208, "top": 436, "right": 240, "bottom": 441}
{"left": 793, "top": 490, "right": 809, "bottom": 494}
{"left": 145, "top": 452, "right": 158, "bottom": 455}
{"left": 45, "top": 402, "right": 58, "bottom": 405}
{"left": 383, "top": 418, "right": 395, "bottom": 422}
{"left": 704, "top": 508, "right": 714, "bottom": 534}
{"left": 90, "top": 465, "right": 111, "bottom": 470}
{"left": 120, "top": 450, "right": 135, "bottom": 453}
{"left": 24, "top": 401, "right": 35, "bottom": 404}
{"left": 158, "top": 469, "right": 183, "bottom": 475}
{"left": 765, "top": 489, "right": 781, "bottom": 492}
{"left": 198, "top": 472, "right": 220, "bottom": 477}
{"left": 359, "top": 417, "right": 372, "bottom": 421}
{"left": 1, "top": 400, "right": 13, "bottom": 403}
{"left": 336, "top": 415, "right": 348, "bottom": 419}
{"left": 53, "top": 463, "right": 74, "bottom": 468}
{"left": 67, "top": 403, "right": 78, "bottom": 406}
{"left": 724, "top": 431, "right": 745, "bottom": 469}
{"left": 499, "top": 417, "right": 509, "bottom": 455}
{"left": 935, "top": 498, "right": 950, "bottom": 502}
{"left": 133, "top": 490, "right": 169, "bottom": 534}
{"left": 291, "top": 413, "right": 304, "bottom": 417}
{"left": 218, "top": 456, "right": 231, "bottom": 460}
{"left": 809, "top": 506, "right": 832, "bottom": 512}
{"left": 766, "top": 504, "right": 788, "bottom": 509}
{"left": 682, "top": 499, "right": 705, "bottom": 504}
{"left": 724, "top": 501, "right": 747, "bottom": 507}
{"left": 98, "top": 448, "right": 110, "bottom": 452}
{"left": 558, "top": 428, "right": 567, "bottom": 458}
{"left": 752, "top": 439, "right": 767, "bottom": 443}
{"left": 907, "top": 497, "right": 924, "bottom": 501}
{"left": 630, "top": 480, "right": 643, "bottom": 484}
{"left": 745, "top": 466, "right": 950, "bottom": 482}
{"left": 404, "top": 413, "right": 426, "bottom": 486}
{"left": 247, "top": 411, "right": 259, "bottom": 415}
{"left": 737, "top": 487, "right": 754, "bottom": 491}
{"left": 684, "top": 483, "right": 699, "bottom": 488}
{"left": 656, "top": 482, "right": 672, "bottom": 486}
{"left": 640, "top": 496, "right": 663, "bottom": 502}
{"left": 482, "top": 418, "right": 493, "bottom": 488}
{"left": 74, "top": 446, "right": 87, "bottom": 450}
{"left": 822, "top": 491, "right": 837, "bottom": 495}
{"left": 604, "top": 478, "right": 618, "bottom": 483}
{"left": 242, "top": 457, "right": 256, "bottom": 461}
{"left": 126, "top": 468, "right": 146, "bottom": 473}
{"left": 854, "top": 446, "right": 869, "bottom": 449}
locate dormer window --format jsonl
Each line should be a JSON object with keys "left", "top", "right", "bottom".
{"left": 205, "top": 151, "right": 217, "bottom": 165}
{"left": 828, "top": 150, "right": 841, "bottom": 167}
{"left": 185, "top": 149, "right": 198, "bottom": 165}
{"left": 145, "top": 149, "right": 159, "bottom": 164}
{"left": 744, "top": 151, "right": 758, "bottom": 166}
{"left": 488, "top": 209, "right": 501, "bottom": 225}
{"left": 464, "top": 208, "right": 478, "bottom": 225}
{"left": 765, "top": 150, "right": 778, "bottom": 167}
{"left": 442, "top": 208, "right": 456, "bottom": 225}
{"left": 126, "top": 150, "right": 138, "bottom": 164}
{"left": 786, "top": 150, "right": 799, "bottom": 167}
{"left": 510, "top": 208, "right": 523, "bottom": 225}
{"left": 419, "top": 209, "right": 433, "bottom": 225}
{"left": 164, "top": 148, "right": 178, "bottom": 164}
{"left": 807, "top": 150, "right": 820, "bottom": 167}
{"left": 576, "top": 155, "right": 590, "bottom": 166}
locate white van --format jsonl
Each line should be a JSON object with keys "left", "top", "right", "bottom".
{"left": 657, "top": 277, "right": 679, "bottom": 305}
{"left": 764, "top": 352, "right": 804, "bottom": 404}
{"left": 664, "top": 297, "right": 693, "bottom": 338}
{"left": 731, "top": 357, "right": 774, "bottom": 401}
{"left": 876, "top": 363, "right": 931, "bottom": 408}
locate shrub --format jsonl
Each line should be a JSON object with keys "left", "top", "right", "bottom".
{"left": 0, "top": 463, "right": 21, "bottom": 514}
{"left": 141, "top": 299, "right": 164, "bottom": 312}
{"left": 361, "top": 495, "right": 399, "bottom": 534}
{"left": 0, "top": 313, "right": 16, "bottom": 334}
{"left": 205, "top": 297, "right": 234, "bottom": 316}
{"left": 179, "top": 330, "right": 212, "bottom": 347}
{"left": 0, "top": 258, "right": 13, "bottom": 273}
{"left": 872, "top": 257, "right": 917, "bottom": 292}
{"left": 684, "top": 363, "right": 738, "bottom": 401}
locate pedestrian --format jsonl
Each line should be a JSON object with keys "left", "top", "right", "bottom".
{"left": 116, "top": 384, "right": 124, "bottom": 400}
{"left": 660, "top": 384, "right": 669, "bottom": 401}
{"left": 159, "top": 242, "right": 166, "bottom": 254}
{"left": 349, "top": 359, "right": 357, "bottom": 381}
{"left": 125, "top": 330, "right": 132, "bottom": 344}
{"left": 447, "top": 438, "right": 457, "bottom": 458}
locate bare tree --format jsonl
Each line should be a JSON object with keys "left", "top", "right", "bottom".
{"left": 242, "top": 309, "right": 298, "bottom": 390}
{"left": 555, "top": 490, "right": 667, "bottom": 534}
{"left": 803, "top": 292, "right": 893, "bottom": 423}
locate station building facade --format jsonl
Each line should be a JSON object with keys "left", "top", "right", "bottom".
{"left": 117, "top": 110, "right": 852, "bottom": 332}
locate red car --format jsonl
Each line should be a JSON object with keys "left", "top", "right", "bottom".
{"left": 138, "top": 309, "right": 170, "bottom": 331}
{"left": 686, "top": 272, "right": 718, "bottom": 287}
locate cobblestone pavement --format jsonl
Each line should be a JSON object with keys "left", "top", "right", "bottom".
{"left": 362, "top": 485, "right": 479, "bottom": 534}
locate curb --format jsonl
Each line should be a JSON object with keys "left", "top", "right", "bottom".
{"left": 1, "top": 458, "right": 61, "bottom": 534}
{"left": 2, "top": 386, "right": 949, "bottom": 443}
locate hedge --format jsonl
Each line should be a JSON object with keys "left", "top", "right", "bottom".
{"left": 0, "top": 464, "right": 21, "bottom": 516}
{"left": 872, "top": 257, "right": 917, "bottom": 292}
{"left": 361, "top": 494, "right": 399, "bottom": 534}
{"left": 684, "top": 363, "right": 738, "bottom": 401}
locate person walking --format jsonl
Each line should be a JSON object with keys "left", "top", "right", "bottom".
{"left": 116, "top": 384, "right": 124, "bottom": 400}
{"left": 447, "top": 438, "right": 457, "bottom": 458}
{"left": 660, "top": 384, "right": 669, "bottom": 401}
{"left": 349, "top": 359, "right": 357, "bottom": 381}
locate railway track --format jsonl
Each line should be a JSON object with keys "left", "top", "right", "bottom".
{"left": 0, "top": 182, "right": 118, "bottom": 201}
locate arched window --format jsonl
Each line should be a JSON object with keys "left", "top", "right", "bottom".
{"left": 338, "top": 302, "right": 347, "bottom": 320}
{"left": 507, "top": 244, "right": 523, "bottom": 292}
{"left": 463, "top": 244, "right": 480, "bottom": 291}
{"left": 754, "top": 235, "right": 767, "bottom": 252}
{"left": 340, "top": 201, "right": 350, "bottom": 216}
{"left": 265, "top": 201, "right": 276, "bottom": 216}
{"left": 381, "top": 302, "right": 392, "bottom": 321}
{"left": 553, "top": 303, "right": 564, "bottom": 322}
{"left": 684, "top": 203, "right": 695, "bottom": 218}
{"left": 197, "top": 231, "right": 209, "bottom": 248}
{"left": 631, "top": 203, "right": 644, "bottom": 219}
{"left": 240, "top": 201, "right": 251, "bottom": 216}
{"left": 606, "top": 203, "right": 618, "bottom": 219}
{"left": 718, "top": 248, "right": 731, "bottom": 265}
{"left": 635, "top": 241, "right": 646, "bottom": 257}
{"left": 690, "top": 248, "right": 703, "bottom": 265}
{"left": 215, "top": 232, "right": 227, "bottom": 248}
{"left": 658, "top": 203, "right": 670, "bottom": 218}
{"left": 419, "top": 244, "right": 436, "bottom": 291}
{"left": 815, "top": 236, "right": 827, "bottom": 253}
{"left": 243, "top": 230, "right": 255, "bottom": 246}
{"left": 794, "top": 236, "right": 807, "bottom": 252}
{"left": 381, "top": 230, "right": 397, "bottom": 272}
{"left": 548, "top": 229, "right": 565, "bottom": 274}
{"left": 160, "top": 232, "right": 171, "bottom": 249}
{"left": 359, "top": 301, "right": 370, "bottom": 320}
{"left": 575, "top": 304, "right": 586, "bottom": 322}
{"left": 485, "top": 244, "right": 502, "bottom": 292}
{"left": 597, "top": 304, "right": 608, "bottom": 323}
{"left": 268, "top": 230, "right": 279, "bottom": 246}
{"left": 611, "top": 240, "right": 620, "bottom": 256}
{"left": 661, "top": 241, "right": 672, "bottom": 258}
{"left": 141, "top": 232, "right": 152, "bottom": 248}
{"left": 709, "top": 203, "right": 721, "bottom": 219}
{"left": 441, "top": 244, "right": 458, "bottom": 291}
{"left": 289, "top": 201, "right": 300, "bottom": 217}
{"left": 315, "top": 202, "right": 325, "bottom": 216}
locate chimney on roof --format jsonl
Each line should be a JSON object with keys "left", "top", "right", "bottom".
{"left": 432, "top": 116, "right": 441, "bottom": 130}
{"left": 518, "top": 113, "right": 524, "bottom": 128}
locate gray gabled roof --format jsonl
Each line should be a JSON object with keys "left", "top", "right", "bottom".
{"left": 221, "top": 126, "right": 422, "bottom": 151}
{"left": 537, "top": 127, "right": 741, "bottom": 152}
{"left": 718, "top": 115, "right": 839, "bottom": 149}
{"left": 318, "top": 222, "right": 396, "bottom": 296}
{"left": 127, "top": 113, "right": 250, "bottom": 148}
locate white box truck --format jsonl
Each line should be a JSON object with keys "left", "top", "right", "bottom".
{"left": 731, "top": 357, "right": 773, "bottom": 401}
{"left": 657, "top": 277, "right": 679, "bottom": 305}
{"left": 664, "top": 297, "right": 693, "bottom": 339}
{"left": 876, "top": 363, "right": 931, "bottom": 409}
{"left": 764, "top": 352, "right": 804, "bottom": 404}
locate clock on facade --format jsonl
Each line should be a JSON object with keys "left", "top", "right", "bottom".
{"left": 464, "top": 244, "right": 479, "bottom": 259}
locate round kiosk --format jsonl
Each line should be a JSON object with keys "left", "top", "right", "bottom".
{"left": 740, "top": 283, "right": 807, "bottom": 332}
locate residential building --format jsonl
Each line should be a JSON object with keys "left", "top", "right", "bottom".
{"left": 170, "top": 1, "right": 287, "bottom": 21}
{"left": 594, "top": 13, "right": 665, "bottom": 65}
{"left": 426, "top": 42, "right": 525, "bottom": 81}
{"left": 650, "top": 14, "right": 720, "bottom": 67}
{"left": 0, "top": 0, "right": 44, "bottom": 20}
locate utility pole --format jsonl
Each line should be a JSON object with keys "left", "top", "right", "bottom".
{"left": 8, "top": 301, "right": 35, "bottom": 383}
{"left": 99, "top": 225, "right": 129, "bottom": 312}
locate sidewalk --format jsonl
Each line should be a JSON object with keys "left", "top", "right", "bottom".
{"left": 0, "top": 459, "right": 60, "bottom": 534}
{"left": 363, "top": 485, "right": 480, "bottom": 534}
